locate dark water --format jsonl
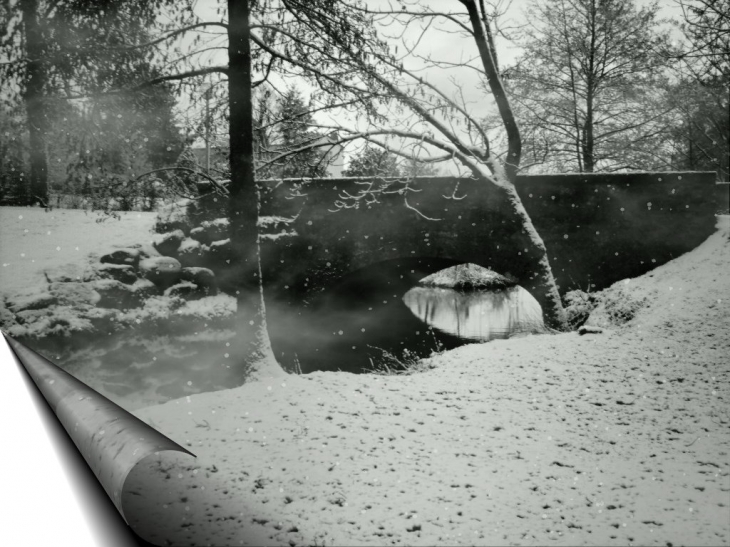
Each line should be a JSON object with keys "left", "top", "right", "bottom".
{"left": 266, "top": 272, "right": 543, "bottom": 375}
{"left": 25, "top": 264, "right": 543, "bottom": 411}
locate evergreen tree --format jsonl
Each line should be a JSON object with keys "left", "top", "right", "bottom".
{"left": 0, "top": 0, "right": 194, "bottom": 204}
{"left": 272, "top": 86, "right": 328, "bottom": 179}
{"left": 344, "top": 145, "right": 401, "bottom": 177}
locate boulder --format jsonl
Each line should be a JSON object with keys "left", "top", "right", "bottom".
{"left": 153, "top": 229, "right": 186, "bottom": 257}
{"left": 78, "top": 306, "right": 120, "bottom": 331}
{"left": 207, "top": 238, "right": 231, "bottom": 254}
{"left": 200, "top": 238, "right": 232, "bottom": 273}
{"left": 94, "top": 264, "right": 137, "bottom": 284}
{"left": 44, "top": 263, "right": 92, "bottom": 283}
{"left": 91, "top": 279, "right": 135, "bottom": 309}
{"left": 164, "top": 281, "right": 205, "bottom": 301}
{"left": 177, "top": 238, "right": 204, "bottom": 267}
{"left": 0, "top": 299, "right": 15, "bottom": 326}
{"left": 419, "top": 263, "right": 518, "bottom": 290}
{"left": 6, "top": 292, "right": 58, "bottom": 313}
{"left": 49, "top": 282, "right": 102, "bottom": 306}
{"left": 100, "top": 248, "right": 141, "bottom": 266}
{"left": 15, "top": 308, "right": 51, "bottom": 325}
{"left": 180, "top": 267, "right": 217, "bottom": 295}
{"left": 190, "top": 218, "right": 229, "bottom": 245}
{"left": 13, "top": 306, "right": 95, "bottom": 338}
{"left": 130, "top": 278, "right": 159, "bottom": 304}
{"left": 138, "top": 244, "right": 162, "bottom": 259}
{"left": 138, "top": 256, "right": 183, "bottom": 289}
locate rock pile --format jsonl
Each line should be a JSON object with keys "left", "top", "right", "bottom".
{"left": 0, "top": 200, "right": 238, "bottom": 339}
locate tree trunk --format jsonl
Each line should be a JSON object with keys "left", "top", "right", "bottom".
{"left": 582, "top": 89, "right": 595, "bottom": 172}
{"left": 461, "top": 0, "right": 521, "bottom": 179}
{"left": 500, "top": 181, "right": 567, "bottom": 330}
{"left": 461, "top": 0, "right": 566, "bottom": 330}
{"left": 20, "top": 0, "right": 49, "bottom": 205}
{"left": 226, "top": 0, "right": 283, "bottom": 380}
{"left": 583, "top": 2, "right": 597, "bottom": 173}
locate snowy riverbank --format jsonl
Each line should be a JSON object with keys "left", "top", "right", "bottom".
{"left": 131, "top": 220, "right": 730, "bottom": 546}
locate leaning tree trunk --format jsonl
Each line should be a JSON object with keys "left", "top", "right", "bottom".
{"left": 462, "top": 0, "right": 567, "bottom": 330}
{"left": 499, "top": 180, "right": 567, "bottom": 330}
{"left": 226, "top": 0, "right": 283, "bottom": 380}
{"left": 20, "top": 0, "right": 49, "bottom": 206}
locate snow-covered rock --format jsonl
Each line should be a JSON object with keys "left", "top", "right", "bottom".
{"left": 138, "top": 243, "right": 162, "bottom": 259}
{"left": 198, "top": 239, "right": 232, "bottom": 271}
{"left": 14, "top": 308, "right": 50, "bottom": 325}
{"left": 10, "top": 305, "right": 95, "bottom": 338}
{"left": 138, "top": 257, "right": 183, "bottom": 289}
{"left": 190, "top": 218, "right": 229, "bottom": 245}
{"left": 44, "top": 263, "right": 91, "bottom": 283}
{"left": 118, "top": 295, "right": 186, "bottom": 325}
{"left": 100, "top": 248, "right": 141, "bottom": 266}
{"left": 164, "top": 281, "right": 204, "bottom": 301}
{"left": 6, "top": 292, "right": 58, "bottom": 313}
{"left": 94, "top": 264, "right": 137, "bottom": 284}
{"left": 130, "top": 278, "right": 159, "bottom": 301}
{"left": 177, "top": 237, "right": 204, "bottom": 267}
{"left": 153, "top": 229, "right": 186, "bottom": 257}
{"left": 0, "top": 298, "right": 14, "bottom": 325}
{"left": 181, "top": 267, "right": 216, "bottom": 295}
{"left": 419, "top": 263, "right": 518, "bottom": 290}
{"left": 174, "top": 293, "right": 236, "bottom": 321}
{"left": 91, "top": 279, "right": 135, "bottom": 309}
{"left": 49, "top": 282, "right": 101, "bottom": 306}
{"left": 206, "top": 238, "right": 231, "bottom": 254}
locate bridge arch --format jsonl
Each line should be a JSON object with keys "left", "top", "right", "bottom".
{"left": 258, "top": 172, "right": 722, "bottom": 321}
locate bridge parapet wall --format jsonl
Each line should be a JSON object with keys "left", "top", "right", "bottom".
{"left": 258, "top": 172, "right": 724, "bottom": 305}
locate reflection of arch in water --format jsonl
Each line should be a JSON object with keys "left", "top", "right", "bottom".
{"left": 402, "top": 285, "right": 544, "bottom": 341}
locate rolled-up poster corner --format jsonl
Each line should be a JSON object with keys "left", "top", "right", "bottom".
{"left": 3, "top": 333, "right": 198, "bottom": 539}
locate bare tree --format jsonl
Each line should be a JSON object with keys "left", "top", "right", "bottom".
{"left": 677, "top": 0, "right": 730, "bottom": 80}
{"left": 673, "top": 0, "right": 729, "bottom": 181}
{"left": 248, "top": 0, "right": 567, "bottom": 329}
{"left": 506, "top": 0, "right": 673, "bottom": 173}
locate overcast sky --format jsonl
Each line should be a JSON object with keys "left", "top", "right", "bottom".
{"left": 183, "top": 0, "right": 686, "bottom": 162}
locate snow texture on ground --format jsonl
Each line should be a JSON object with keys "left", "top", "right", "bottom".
{"left": 0, "top": 207, "right": 157, "bottom": 296}
{"left": 133, "top": 221, "right": 730, "bottom": 546}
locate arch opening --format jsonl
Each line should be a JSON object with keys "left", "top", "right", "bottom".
{"left": 264, "top": 257, "right": 545, "bottom": 375}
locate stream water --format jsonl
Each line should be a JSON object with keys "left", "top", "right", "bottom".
{"left": 26, "top": 265, "right": 543, "bottom": 411}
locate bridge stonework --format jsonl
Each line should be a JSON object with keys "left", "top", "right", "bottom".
{"left": 258, "top": 172, "right": 725, "bottom": 310}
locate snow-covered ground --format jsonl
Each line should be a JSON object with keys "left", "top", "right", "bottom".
{"left": 131, "top": 218, "right": 730, "bottom": 546}
{"left": 0, "top": 207, "right": 157, "bottom": 296}
{"left": 2, "top": 206, "right": 728, "bottom": 546}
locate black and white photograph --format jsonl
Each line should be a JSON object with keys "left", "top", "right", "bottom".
{"left": 0, "top": 0, "right": 728, "bottom": 545}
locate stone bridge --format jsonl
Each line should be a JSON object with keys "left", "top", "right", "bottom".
{"left": 258, "top": 172, "right": 726, "bottom": 313}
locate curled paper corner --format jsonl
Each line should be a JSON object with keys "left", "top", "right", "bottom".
{"left": 3, "top": 332, "right": 276, "bottom": 547}
{"left": 2, "top": 333, "right": 197, "bottom": 536}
